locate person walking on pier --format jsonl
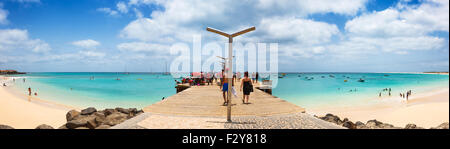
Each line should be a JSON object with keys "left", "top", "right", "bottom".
{"left": 220, "top": 70, "right": 229, "bottom": 106}
{"left": 240, "top": 72, "right": 253, "bottom": 104}
{"left": 255, "top": 72, "right": 259, "bottom": 83}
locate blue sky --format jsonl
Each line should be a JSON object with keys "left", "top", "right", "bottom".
{"left": 0, "top": 0, "right": 448, "bottom": 72}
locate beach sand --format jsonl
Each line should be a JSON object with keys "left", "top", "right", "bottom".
{"left": 0, "top": 77, "right": 73, "bottom": 129}
{"left": 310, "top": 87, "right": 449, "bottom": 128}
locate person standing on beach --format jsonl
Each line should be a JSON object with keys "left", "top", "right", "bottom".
{"left": 220, "top": 70, "right": 229, "bottom": 106}
{"left": 28, "top": 87, "right": 32, "bottom": 96}
{"left": 255, "top": 72, "right": 259, "bottom": 83}
{"left": 240, "top": 72, "right": 253, "bottom": 104}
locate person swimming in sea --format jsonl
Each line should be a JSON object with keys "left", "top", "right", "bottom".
{"left": 28, "top": 87, "right": 32, "bottom": 96}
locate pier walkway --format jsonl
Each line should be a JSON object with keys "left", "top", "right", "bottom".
{"left": 113, "top": 83, "right": 344, "bottom": 129}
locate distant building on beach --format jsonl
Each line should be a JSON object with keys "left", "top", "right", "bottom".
{"left": 0, "top": 70, "right": 26, "bottom": 75}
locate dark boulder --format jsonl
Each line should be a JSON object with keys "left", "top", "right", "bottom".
{"left": 404, "top": 124, "right": 417, "bottom": 129}
{"left": 342, "top": 121, "right": 357, "bottom": 129}
{"left": 366, "top": 119, "right": 383, "bottom": 128}
{"left": 0, "top": 124, "right": 14, "bottom": 129}
{"left": 66, "top": 110, "right": 81, "bottom": 121}
{"left": 129, "top": 108, "right": 138, "bottom": 114}
{"left": 116, "top": 107, "right": 130, "bottom": 114}
{"left": 103, "top": 108, "right": 116, "bottom": 116}
{"left": 320, "top": 113, "right": 342, "bottom": 124}
{"left": 81, "top": 107, "right": 97, "bottom": 115}
{"left": 93, "top": 112, "right": 106, "bottom": 125}
{"left": 103, "top": 112, "right": 128, "bottom": 126}
{"left": 35, "top": 124, "right": 54, "bottom": 129}
{"left": 66, "top": 115, "right": 96, "bottom": 129}
{"left": 431, "top": 122, "right": 449, "bottom": 129}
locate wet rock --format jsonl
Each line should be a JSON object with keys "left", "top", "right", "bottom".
{"left": 66, "top": 110, "right": 81, "bottom": 121}
{"left": 431, "top": 122, "right": 449, "bottom": 129}
{"left": 35, "top": 124, "right": 54, "bottom": 129}
{"left": 81, "top": 107, "right": 97, "bottom": 115}
{"left": 0, "top": 124, "right": 14, "bottom": 129}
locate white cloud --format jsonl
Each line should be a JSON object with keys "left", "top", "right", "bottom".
{"left": 117, "top": 42, "right": 169, "bottom": 52}
{"left": 120, "top": 18, "right": 179, "bottom": 42}
{"left": 0, "top": 3, "right": 8, "bottom": 24}
{"left": 71, "top": 39, "right": 101, "bottom": 49}
{"left": 117, "top": 1, "right": 128, "bottom": 13}
{"left": 116, "top": 0, "right": 447, "bottom": 62}
{"left": 399, "top": 0, "right": 449, "bottom": 32}
{"left": 257, "top": 0, "right": 368, "bottom": 16}
{"left": 334, "top": 0, "right": 448, "bottom": 56}
{"left": 259, "top": 17, "right": 339, "bottom": 45}
{"left": 97, "top": 8, "right": 119, "bottom": 16}
{"left": 0, "top": 29, "right": 51, "bottom": 53}
{"left": 79, "top": 51, "right": 106, "bottom": 58}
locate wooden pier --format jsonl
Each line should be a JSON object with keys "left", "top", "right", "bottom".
{"left": 143, "top": 84, "right": 305, "bottom": 117}
{"left": 112, "top": 82, "right": 344, "bottom": 129}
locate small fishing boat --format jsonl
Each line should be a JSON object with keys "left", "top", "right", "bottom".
{"left": 358, "top": 78, "right": 365, "bottom": 82}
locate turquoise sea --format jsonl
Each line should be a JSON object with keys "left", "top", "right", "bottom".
{"left": 7, "top": 72, "right": 449, "bottom": 109}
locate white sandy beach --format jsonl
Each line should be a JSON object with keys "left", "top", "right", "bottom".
{"left": 310, "top": 87, "right": 449, "bottom": 128}
{"left": 0, "top": 76, "right": 73, "bottom": 129}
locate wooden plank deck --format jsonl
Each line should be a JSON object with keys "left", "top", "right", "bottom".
{"left": 143, "top": 83, "right": 305, "bottom": 117}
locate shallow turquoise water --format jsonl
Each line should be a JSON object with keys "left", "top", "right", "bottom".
{"left": 11, "top": 72, "right": 177, "bottom": 109}
{"left": 8, "top": 72, "right": 449, "bottom": 109}
{"left": 272, "top": 73, "right": 449, "bottom": 108}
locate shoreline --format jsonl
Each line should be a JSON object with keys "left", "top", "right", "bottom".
{"left": 309, "top": 87, "right": 449, "bottom": 128}
{"left": 1, "top": 74, "right": 449, "bottom": 129}
{"left": 0, "top": 76, "right": 76, "bottom": 129}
